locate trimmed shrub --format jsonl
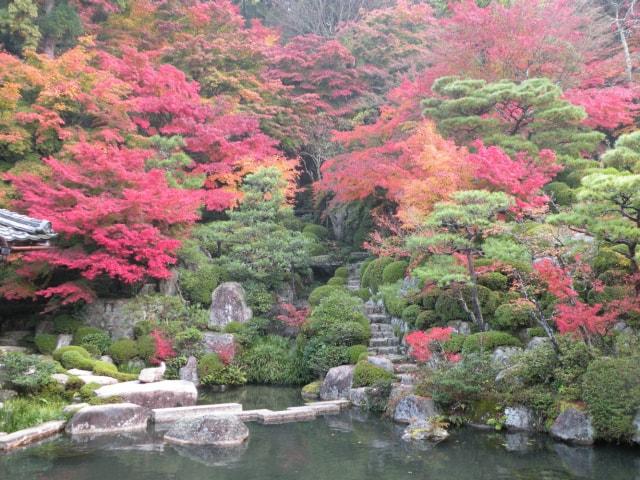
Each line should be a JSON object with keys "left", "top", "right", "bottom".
{"left": 382, "top": 260, "right": 408, "bottom": 285}
{"left": 435, "top": 285, "right": 498, "bottom": 322}
{"left": 419, "top": 287, "right": 442, "bottom": 310}
{"left": 347, "top": 345, "right": 369, "bottom": 364}
{"left": 381, "top": 284, "right": 408, "bottom": 317}
{"left": 60, "top": 350, "right": 96, "bottom": 370}
{"left": 327, "top": 276, "right": 347, "bottom": 286}
{"left": 308, "top": 285, "right": 342, "bottom": 306}
{"left": 34, "top": 334, "right": 58, "bottom": 355}
{"left": 302, "top": 340, "right": 350, "bottom": 378}
{"left": 53, "top": 314, "right": 81, "bottom": 334}
{"left": 108, "top": 339, "right": 139, "bottom": 365}
{"left": 352, "top": 287, "right": 371, "bottom": 301}
{"left": 136, "top": 335, "right": 156, "bottom": 363}
{"left": 80, "top": 332, "right": 112, "bottom": 356}
{"left": 197, "top": 353, "right": 224, "bottom": 378}
{"left": 490, "top": 300, "right": 536, "bottom": 331}
{"left": 306, "top": 290, "right": 369, "bottom": 333}
{"left": 73, "top": 326, "right": 104, "bottom": 345}
{"left": 53, "top": 345, "right": 91, "bottom": 362}
{"left": 321, "top": 322, "right": 370, "bottom": 346}
{"left": 544, "top": 181, "right": 575, "bottom": 206}
{"left": 478, "top": 272, "right": 508, "bottom": 291}
{"left": 582, "top": 357, "right": 640, "bottom": 442}
{"left": 415, "top": 310, "right": 439, "bottom": 330}
{"left": 359, "top": 258, "right": 374, "bottom": 281}
{"left": 93, "top": 360, "right": 117, "bottom": 376}
{"left": 2, "top": 352, "right": 56, "bottom": 393}
{"left": 593, "top": 248, "right": 632, "bottom": 276}
{"left": 303, "top": 224, "right": 329, "bottom": 240}
{"left": 179, "top": 264, "right": 222, "bottom": 306}
{"left": 361, "top": 257, "right": 394, "bottom": 293}
{"left": 334, "top": 266, "right": 349, "bottom": 278}
{"left": 245, "top": 282, "right": 275, "bottom": 316}
{"left": 401, "top": 304, "right": 421, "bottom": 326}
{"left": 240, "top": 336, "right": 303, "bottom": 385}
{"left": 352, "top": 361, "right": 396, "bottom": 387}
{"left": 443, "top": 333, "right": 466, "bottom": 354}
{"left": 462, "top": 331, "right": 521, "bottom": 353}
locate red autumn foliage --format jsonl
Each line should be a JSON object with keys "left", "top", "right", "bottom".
{"left": 150, "top": 329, "right": 176, "bottom": 365}
{"left": 406, "top": 327, "right": 458, "bottom": 363}
{"left": 276, "top": 303, "right": 309, "bottom": 329}
{"left": 214, "top": 343, "right": 236, "bottom": 366}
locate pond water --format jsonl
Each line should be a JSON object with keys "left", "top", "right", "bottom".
{"left": 1, "top": 386, "right": 639, "bottom": 480}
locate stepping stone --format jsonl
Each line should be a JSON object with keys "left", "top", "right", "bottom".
{"left": 66, "top": 403, "right": 151, "bottom": 435}
{"left": 95, "top": 380, "right": 198, "bottom": 409}
{"left": 153, "top": 403, "right": 243, "bottom": 424}
{"left": 394, "top": 363, "right": 418, "bottom": 374}
{"left": 78, "top": 375, "right": 119, "bottom": 386}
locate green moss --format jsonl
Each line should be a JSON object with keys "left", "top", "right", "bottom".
{"left": 92, "top": 360, "right": 118, "bottom": 376}
{"left": 301, "top": 380, "right": 321, "bottom": 398}
{"left": 382, "top": 260, "right": 408, "bottom": 285}
{"left": 478, "top": 272, "right": 508, "bottom": 291}
{"left": 34, "top": 334, "right": 58, "bottom": 355}
{"left": 327, "top": 276, "right": 347, "bottom": 286}
{"left": 60, "top": 350, "right": 96, "bottom": 370}
{"left": 352, "top": 361, "right": 396, "bottom": 387}
{"left": 347, "top": 344, "right": 369, "bottom": 364}
{"left": 52, "top": 314, "right": 81, "bottom": 334}
{"left": 79, "top": 382, "right": 101, "bottom": 401}
{"left": 490, "top": 300, "right": 536, "bottom": 331}
{"left": 108, "top": 339, "right": 139, "bottom": 365}
{"left": 53, "top": 345, "right": 91, "bottom": 362}
{"left": 361, "top": 257, "right": 394, "bottom": 293}
{"left": 334, "top": 266, "right": 349, "bottom": 278}
{"left": 462, "top": 331, "right": 521, "bottom": 353}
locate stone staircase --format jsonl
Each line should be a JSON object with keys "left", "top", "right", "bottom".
{"left": 347, "top": 262, "right": 417, "bottom": 385}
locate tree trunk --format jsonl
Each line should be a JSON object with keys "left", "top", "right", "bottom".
{"left": 465, "top": 251, "right": 485, "bottom": 330}
{"left": 42, "top": 0, "right": 57, "bottom": 58}
{"left": 614, "top": 8, "right": 634, "bottom": 82}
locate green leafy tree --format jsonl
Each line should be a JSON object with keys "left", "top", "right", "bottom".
{"left": 408, "top": 190, "right": 513, "bottom": 330}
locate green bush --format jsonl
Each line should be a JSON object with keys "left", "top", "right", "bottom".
{"left": 478, "top": 272, "right": 508, "bottom": 291}
{"left": 361, "top": 257, "right": 394, "bottom": 293}
{"left": 79, "top": 382, "right": 101, "bottom": 401}
{"left": 136, "top": 335, "right": 156, "bottom": 363}
{"left": 352, "top": 361, "right": 396, "bottom": 387}
{"left": 34, "top": 334, "right": 58, "bottom": 355}
{"left": 415, "top": 310, "right": 439, "bottom": 330}
{"left": 53, "top": 314, "right": 81, "bottom": 334}
{"left": 197, "top": 353, "right": 224, "bottom": 378}
{"left": 443, "top": 333, "right": 466, "bottom": 354}
{"left": 419, "top": 287, "right": 442, "bottom": 310}
{"left": 527, "top": 327, "right": 546, "bottom": 338}
{"left": 308, "top": 285, "right": 342, "bottom": 306}
{"left": 302, "top": 224, "right": 329, "bottom": 240}
{"left": 179, "top": 264, "right": 222, "bottom": 306}
{"left": 327, "top": 276, "right": 347, "bottom": 286}
{"left": 52, "top": 345, "right": 91, "bottom": 362}
{"left": 80, "top": 332, "right": 112, "bottom": 356}
{"left": 401, "top": 304, "right": 421, "bottom": 326}
{"left": 60, "top": 350, "right": 96, "bottom": 370}
{"left": 382, "top": 260, "right": 408, "bottom": 285}
{"left": 582, "top": 357, "right": 640, "bottom": 442}
{"left": 0, "top": 396, "right": 67, "bottom": 433}
{"left": 306, "top": 290, "right": 368, "bottom": 332}
{"left": 381, "top": 284, "right": 408, "bottom": 317}
{"left": 302, "top": 340, "right": 350, "bottom": 378}
{"left": 92, "top": 360, "right": 117, "bottom": 376}
{"left": 174, "top": 327, "right": 204, "bottom": 356}
{"left": 347, "top": 345, "right": 369, "bottom": 364}
{"left": 462, "top": 331, "right": 521, "bottom": 353}
{"left": 240, "top": 336, "right": 304, "bottom": 385}
{"left": 435, "top": 285, "right": 498, "bottom": 322}
{"left": 593, "top": 248, "right": 632, "bottom": 276}
{"left": 73, "top": 326, "right": 104, "bottom": 345}
{"left": 245, "top": 282, "right": 275, "bottom": 315}
{"left": 1, "top": 352, "right": 56, "bottom": 393}
{"left": 490, "top": 300, "right": 536, "bottom": 331}
{"left": 321, "top": 321, "right": 370, "bottom": 346}
{"left": 201, "top": 365, "right": 247, "bottom": 387}
{"left": 352, "top": 287, "right": 371, "bottom": 301}
{"left": 334, "top": 266, "right": 349, "bottom": 278}
{"left": 108, "top": 339, "right": 139, "bottom": 365}
{"left": 359, "top": 259, "right": 374, "bottom": 281}
{"left": 545, "top": 181, "right": 575, "bottom": 206}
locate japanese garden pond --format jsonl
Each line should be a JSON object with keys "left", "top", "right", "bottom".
{"left": 1, "top": 386, "right": 638, "bottom": 480}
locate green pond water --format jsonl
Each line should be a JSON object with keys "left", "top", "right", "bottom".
{"left": 1, "top": 386, "right": 638, "bottom": 480}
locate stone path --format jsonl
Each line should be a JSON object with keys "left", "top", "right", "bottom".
{"left": 347, "top": 262, "right": 417, "bottom": 385}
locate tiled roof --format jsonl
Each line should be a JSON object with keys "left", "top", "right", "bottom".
{"left": 0, "top": 209, "right": 57, "bottom": 243}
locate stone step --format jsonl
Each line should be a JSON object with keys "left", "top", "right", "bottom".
{"left": 394, "top": 363, "right": 418, "bottom": 374}
{"left": 367, "top": 313, "right": 390, "bottom": 324}
{"left": 370, "top": 333, "right": 396, "bottom": 341}
{"left": 387, "top": 353, "right": 410, "bottom": 363}
{"left": 369, "top": 337, "right": 399, "bottom": 347}
{"left": 368, "top": 346, "right": 401, "bottom": 355}
{"left": 398, "top": 373, "right": 417, "bottom": 385}
{"left": 370, "top": 324, "right": 394, "bottom": 333}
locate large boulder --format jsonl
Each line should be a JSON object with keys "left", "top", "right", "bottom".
{"left": 202, "top": 333, "right": 236, "bottom": 356}
{"left": 208, "top": 282, "right": 252, "bottom": 329}
{"left": 55, "top": 334, "right": 73, "bottom": 350}
{"left": 138, "top": 362, "right": 166, "bottom": 383}
{"left": 164, "top": 415, "right": 249, "bottom": 446}
{"left": 80, "top": 298, "right": 140, "bottom": 339}
{"left": 367, "top": 356, "right": 394, "bottom": 373}
{"left": 393, "top": 395, "right": 438, "bottom": 424}
{"left": 504, "top": 406, "right": 535, "bottom": 431}
{"left": 66, "top": 403, "right": 151, "bottom": 435}
{"left": 179, "top": 356, "right": 199, "bottom": 386}
{"left": 550, "top": 408, "right": 595, "bottom": 445}
{"left": 94, "top": 380, "right": 197, "bottom": 409}
{"left": 320, "top": 365, "right": 354, "bottom": 401}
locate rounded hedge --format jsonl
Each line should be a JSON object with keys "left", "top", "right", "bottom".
{"left": 415, "top": 310, "right": 438, "bottom": 330}
{"left": 462, "top": 331, "right": 521, "bottom": 353}
{"left": 490, "top": 300, "right": 536, "bottom": 331}
{"left": 302, "top": 224, "right": 329, "bottom": 240}
{"left": 382, "top": 260, "right": 408, "bottom": 285}
{"left": 60, "top": 350, "right": 96, "bottom": 370}
{"left": 34, "top": 334, "right": 58, "bottom": 355}
{"left": 108, "top": 339, "right": 139, "bottom": 365}
{"left": 478, "top": 272, "right": 508, "bottom": 291}
{"left": 334, "top": 266, "right": 349, "bottom": 278}
{"left": 92, "top": 360, "right": 118, "bottom": 376}
{"left": 80, "top": 332, "right": 112, "bottom": 356}
{"left": 327, "top": 276, "right": 347, "bottom": 286}
{"left": 52, "top": 314, "right": 81, "bottom": 334}
{"left": 53, "top": 345, "right": 91, "bottom": 362}
{"left": 73, "top": 326, "right": 105, "bottom": 345}
{"left": 352, "top": 361, "right": 396, "bottom": 387}
{"left": 136, "top": 335, "right": 156, "bottom": 363}
{"left": 347, "top": 345, "right": 369, "bottom": 364}
{"left": 361, "top": 257, "right": 394, "bottom": 293}
{"left": 308, "top": 285, "right": 342, "bottom": 306}
{"left": 401, "top": 304, "right": 421, "bottom": 326}
{"left": 381, "top": 286, "right": 408, "bottom": 318}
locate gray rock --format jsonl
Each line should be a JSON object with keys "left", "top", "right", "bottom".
{"left": 78, "top": 375, "right": 118, "bottom": 386}
{"left": 320, "top": 365, "right": 355, "bottom": 400}
{"left": 171, "top": 443, "right": 248, "bottom": 467}
{"left": 367, "top": 356, "right": 394, "bottom": 373}
{"left": 66, "top": 403, "right": 151, "bottom": 435}
{"left": 55, "top": 334, "right": 73, "bottom": 350}
{"left": 504, "top": 406, "right": 535, "bottom": 431}
{"left": 492, "top": 347, "right": 522, "bottom": 367}
{"left": 0, "top": 346, "right": 27, "bottom": 354}
{"left": 80, "top": 298, "right": 142, "bottom": 339}
{"left": 202, "top": 333, "right": 235, "bottom": 355}
{"left": 632, "top": 411, "right": 640, "bottom": 445}
{"left": 138, "top": 362, "right": 165, "bottom": 383}
{"left": 401, "top": 419, "right": 448, "bottom": 443}
{"left": 550, "top": 408, "right": 595, "bottom": 445}
{"left": 393, "top": 395, "right": 438, "bottom": 424}
{"left": 100, "top": 355, "right": 114, "bottom": 364}
{"left": 0, "top": 390, "right": 17, "bottom": 402}
{"left": 35, "top": 321, "right": 54, "bottom": 335}
{"left": 447, "top": 320, "right": 471, "bottom": 336}
{"left": 0, "top": 420, "right": 65, "bottom": 452}
{"left": 67, "top": 368, "right": 92, "bottom": 376}
{"left": 208, "top": 282, "right": 252, "bottom": 328}
{"left": 164, "top": 415, "right": 249, "bottom": 446}
{"left": 63, "top": 403, "right": 89, "bottom": 415}
{"left": 526, "top": 336, "right": 550, "bottom": 350}
{"left": 179, "top": 356, "right": 199, "bottom": 386}
{"left": 159, "top": 269, "right": 179, "bottom": 296}
{"left": 51, "top": 373, "right": 70, "bottom": 386}
{"left": 94, "top": 380, "right": 198, "bottom": 409}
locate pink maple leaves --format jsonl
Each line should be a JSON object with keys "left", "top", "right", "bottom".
{"left": 406, "top": 327, "right": 459, "bottom": 363}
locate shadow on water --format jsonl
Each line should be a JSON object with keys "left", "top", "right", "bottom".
{"left": 1, "top": 388, "right": 639, "bottom": 480}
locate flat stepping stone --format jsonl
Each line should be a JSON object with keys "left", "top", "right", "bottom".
{"left": 0, "top": 346, "right": 28, "bottom": 354}
{"left": 67, "top": 369, "right": 93, "bottom": 376}
{"left": 66, "top": 403, "right": 151, "bottom": 435}
{"left": 153, "top": 403, "right": 242, "bottom": 424}
{"left": 78, "top": 375, "right": 119, "bottom": 386}
{"left": 259, "top": 407, "right": 316, "bottom": 424}
{"left": 370, "top": 337, "right": 399, "bottom": 347}
{"left": 394, "top": 363, "right": 418, "bottom": 373}
{"left": 0, "top": 421, "right": 66, "bottom": 452}
{"left": 95, "top": 380, "right": 197, "bottom": 409}
{"left": 367, "top": 314, "right": 390, "bottom": 323}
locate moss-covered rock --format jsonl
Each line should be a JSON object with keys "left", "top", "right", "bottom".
{"left": 352, "top": 361, "right": 396, "bottom": 387}
{"left": 301, "top": 380, "right": 322, "bottom": 400}
{"left": 34, "top": 334, "right": 57, "bottom": 355}
{"left": 60, "top": 350, "right": 96, "bottom": 370}
{"left": 53, "top": 345, "right": 91, "bottom": 362}
{"left": 490, "top": 299, "right": 536, "bottom": 331}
